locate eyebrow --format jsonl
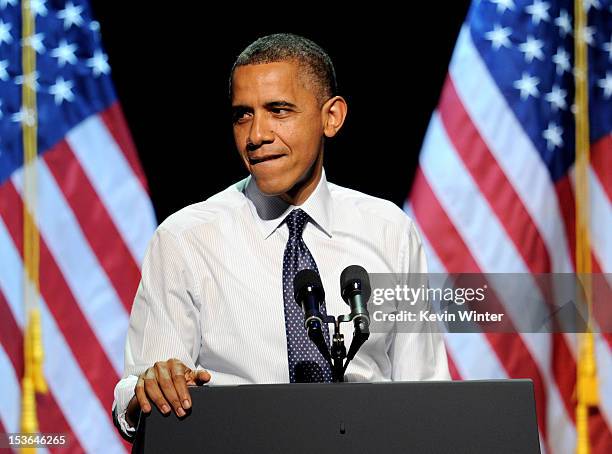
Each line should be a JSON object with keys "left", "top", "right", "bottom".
{"left": 265, "top": 101, "right": 298, "bottom": 109}
{"left": 231, "top": 100, "right": 298, "bottom": 111}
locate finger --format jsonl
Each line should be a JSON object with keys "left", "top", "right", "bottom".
{"left": 135, "top": 375, "right": 151, "bottom": 413}
{"left": 194, "top": 369, "right": 211, "bottom": 385}
{"left": 184, "top": 368, "right": 211, "bottom": 385}
{"left": 169, "top": 360, "right": 191, "bottom": 409}
{"left": 155, "top": 361, "right": 185, "bottom": 417}
{"left": 144, "top": 367, "right": 171, "bottom": 415}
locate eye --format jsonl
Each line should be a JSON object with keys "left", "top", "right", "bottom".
{"left": 232, "top": 110, "right": 251, "bottom": 124}
{"left": 271, "top": 108, "right": 290, "bottom": 115}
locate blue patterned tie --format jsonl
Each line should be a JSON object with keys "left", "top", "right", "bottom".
{"left": 282, "top": 209, "right": 333, "bottom": 383}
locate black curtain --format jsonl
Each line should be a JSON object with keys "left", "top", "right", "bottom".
{"left": 90, "top": 3, "right": 471, "bottom": 222}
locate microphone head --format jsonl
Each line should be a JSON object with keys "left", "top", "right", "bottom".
{"left": 340, "top": 265, "right": 371, "bottom": 303}
{"left": 293, "top": 269, "right": 324, "bottom": 303}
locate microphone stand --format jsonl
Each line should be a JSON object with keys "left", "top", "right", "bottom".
{"left": 319, "top": 314, "right": 369, "bottom": 383}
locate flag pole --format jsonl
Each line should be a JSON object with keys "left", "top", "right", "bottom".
{"left": 573, "top": 1, "right": 599, "bottom": 453}
{"left": 20, "top": 0, "right": 47, "bottom": 451}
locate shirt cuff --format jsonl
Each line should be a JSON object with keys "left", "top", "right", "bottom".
{"left": 114, "top": 405, "right": 138, "bottom": 439}
{"left": 113, "top": 375, "right": 139, "bottom": 438}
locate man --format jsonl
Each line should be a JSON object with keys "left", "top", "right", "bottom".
{"left": 113, "top": 33, "right": 450, "bottom": 439}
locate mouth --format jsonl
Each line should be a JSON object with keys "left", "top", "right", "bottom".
{"left": 248, "top": 154, "right": 286, "bottom": 165}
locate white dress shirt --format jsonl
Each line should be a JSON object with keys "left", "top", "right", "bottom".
{"left": 113, "top": 169, "right": 450, "bottom": 436}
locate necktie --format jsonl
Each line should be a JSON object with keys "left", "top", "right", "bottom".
{"left": 282, "top": 209, "right": 333, "bottom": 383}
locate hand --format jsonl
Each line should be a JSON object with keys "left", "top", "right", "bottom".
{"left": 127, "top": 358, "right": 211, "bottom": 426}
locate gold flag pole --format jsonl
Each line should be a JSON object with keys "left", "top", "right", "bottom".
{"left": 574, "top": 1, "right": 599, "bottom": 453}
{"left": 20, "top": 0, "right": 48, "bottom": 452}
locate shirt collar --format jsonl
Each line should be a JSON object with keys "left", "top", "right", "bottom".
{"left": 244, "top": 168, "right": 333, "bottom": 239}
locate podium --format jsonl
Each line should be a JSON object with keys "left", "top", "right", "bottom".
{"left": 133, "top": 380, "right": 540, "bottom": 453}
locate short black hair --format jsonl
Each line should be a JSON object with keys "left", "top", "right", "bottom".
{"left": 229, "top": 33, "right": 337, "bottom": 103}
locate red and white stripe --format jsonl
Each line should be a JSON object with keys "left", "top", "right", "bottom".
{"left": 0, "top": 103, "right": 156, "bottom": 454}
{"left": 407, "top": 26, "right": 612, "bottom": 454}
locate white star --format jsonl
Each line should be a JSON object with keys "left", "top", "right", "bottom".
{"left": 12, "top": 107, "right": 36, "bottom": 126}
{"left": 15, "top": 71, "right": 40, "bottom": 90}
{"left": 0, "top": 59, "right": 8, "bottom": 81}
{"left": 89, "top": 21, "right": 100, "bottom": 32}
{"left": 581, "top": 26, "right": 596, "bottom": 46}
{"left": 584, "top": 0, "right": 601, "bottom": 11}
{"left": 30, "top": 0, "right": 47, "bottom": 17}
{"left": 22, "top": 33, "right": 45, "bottom": 54}
{"left": 57, "top": 1, "right": 84, "bottom": 29}
{"left": 87, "top": 50, "right": 110, "bottom": 76}
{"left": 545, "top": 85, "right": 567, "bottom": 111}
{"left": 0, "top": 0, "right": 17, "bottom": 8}
{"left": 51, "top": 39, "right": 77, "bottom": 66}
{"left": 552, "top": 47, "right": 571, "bottom": 75}
{"left": 526, "top": 0, "right": 550, "bottom": 25}
{"left": 485, "top": 24, "right": 512, "bottom": 50}
{"left": 519, "top": 36, "right": 544, "bottom": 62}
{"left": 513, "top": 72, "right": 540, "bottom": 100}
{"left": 598, "top": 72, "right": 612, "bottom": 99}
{"left": 542, "top": 122, "right": 564, "bottom": 151}
{"left": 490, "top": 0, "right": 515, "bottom": 13}
{"left": 0, "top": 19, "right": 13, "bottom": 45}
{"left": 604, "top": 36, "right": 612, "bottom": 61}
{"left": 554, "top": 10, "right": 572, "bottom": 37}
{"left": 49, "top": 76, "right": 75, "bottom": 105}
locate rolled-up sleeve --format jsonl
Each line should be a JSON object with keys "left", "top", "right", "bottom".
{"left": 389, "top": 218, "right": 451, "bottom": 381}
{"left": 112, "top": 227, "right": 202, "bottom": 438}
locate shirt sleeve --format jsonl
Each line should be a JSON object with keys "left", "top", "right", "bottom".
{"left": 112, "top": 375, "right": 139, "bottom": 439}
{"left": 112, "top": 227, "right": 202, "bottom": 438}
{"left": 388, "top": 218, "right": 451, "bottom": 381}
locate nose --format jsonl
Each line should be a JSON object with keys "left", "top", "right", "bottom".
{"left": 247, "top": 113, "right": 274, "bottom": 150}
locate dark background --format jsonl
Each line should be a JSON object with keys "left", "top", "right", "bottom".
{"left": 89, "top": 3, "right": 472, "bottom": 222}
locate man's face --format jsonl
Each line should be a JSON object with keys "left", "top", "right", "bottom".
{"left": 231, "top": 61, "right": 325, "bottom": 203}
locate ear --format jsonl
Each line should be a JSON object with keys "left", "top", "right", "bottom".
{"left": 322, "top": 96, "right": 348, "bottom": 138}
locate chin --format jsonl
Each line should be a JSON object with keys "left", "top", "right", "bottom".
{"left": 252, "top": 175, "right": 292, "bottom": 197}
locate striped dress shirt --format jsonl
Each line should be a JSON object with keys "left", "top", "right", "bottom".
{"left": 113, "top": 169, "right": 450, "bottom": 436}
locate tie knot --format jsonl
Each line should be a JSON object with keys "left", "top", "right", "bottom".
{"left": 285, "top": 209, "right": 310, "bottom": 239}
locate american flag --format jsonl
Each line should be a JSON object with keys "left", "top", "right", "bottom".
{"left": 406, "top": 0, "right": 611, "bottom": 453}
{"left": 0, "top": 1, "right": 156, "bottom": 453}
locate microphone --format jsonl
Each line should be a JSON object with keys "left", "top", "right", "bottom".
{"left": 294, "top": 269, "right": 325, "bottom": 330}
{"left": 340, "top": 265, "right": 372, "bottom": 333}
{"left": 340, "top": 265, "right": 371, "bottom": 366}
{"left": 293, "top": 269, "right": 332, "bottom": 365}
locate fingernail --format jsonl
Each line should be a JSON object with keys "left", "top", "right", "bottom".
{"left": 183, "top": 399, "right": 191, "bottom": 409}
{"left": 162, "top": 404, "right": 170, "bottom": 413}
{"left": 177, "top": 408, "right": 186, "bottom": 417}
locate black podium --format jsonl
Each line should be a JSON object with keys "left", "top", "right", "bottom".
{"left": 133, "top": 380, "right": 540, "bottom": 454}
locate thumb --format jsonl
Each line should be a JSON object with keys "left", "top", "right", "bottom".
{"left": 194, "top": 369, "right": 211, "bottom": 385}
